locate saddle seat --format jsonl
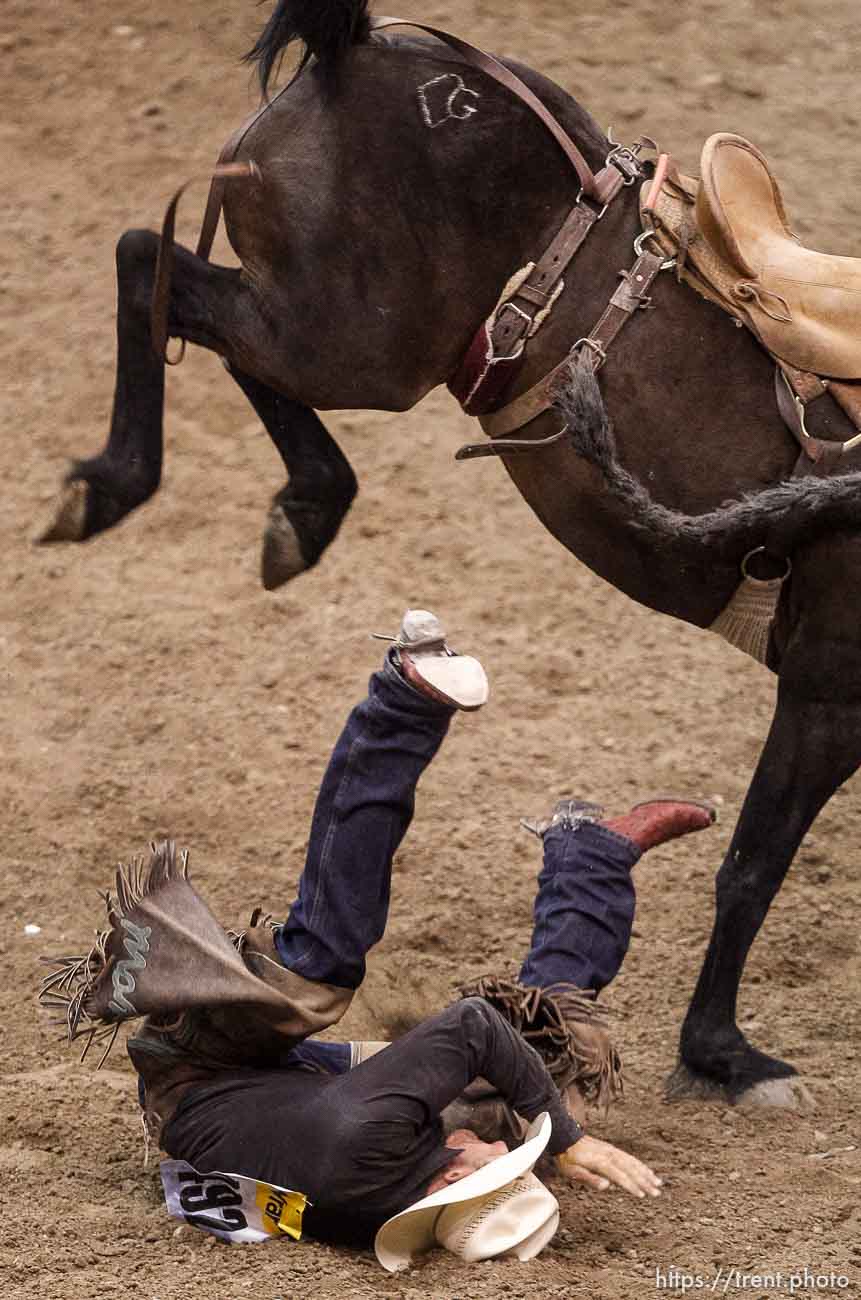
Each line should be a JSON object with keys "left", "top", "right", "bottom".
{"left": 647, "top": 133, "right": 861, "bottom": 379}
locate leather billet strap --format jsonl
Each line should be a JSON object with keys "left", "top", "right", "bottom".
{"left": 450, "top": 202, "right": 603, "bottom": 414}
{"left": 468, "top": 244, "right": 668, "bottom": 450}
{"left": 456, "top": 245, "right": 668, "bottom": 459}
{"left": 575, "top": 245, "right": 668, "bottom": 368}
{"left": 775, "top": 366, "right": 861, "bottom": 479}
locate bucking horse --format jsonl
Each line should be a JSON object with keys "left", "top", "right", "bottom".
{"left": 40, "top": 0, "right": 861, "bottom": 1108}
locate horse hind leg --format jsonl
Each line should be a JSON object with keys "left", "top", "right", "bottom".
{"left": 39, "top": 229, "right": 171, "bottom": 543}
{"left": 668, "top": 655, "right": 861, "bottom": 1108}
{"left": 38, "top": 230, "right": 266, "bottom": 545}
{"left": 39, "top": 228, "right": 358, "bottom": 585}
{"left": 226, "top": 367, "right": 358, "bottom": 590}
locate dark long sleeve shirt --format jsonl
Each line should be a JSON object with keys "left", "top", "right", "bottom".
{"left": 160, "top": 998, "right": 582, "bottom": 1246}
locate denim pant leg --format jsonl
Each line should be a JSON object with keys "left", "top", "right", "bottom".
{"left": 518, "top": 821, "right": 641, "bottom": 994}
{"left": 275, "top": 656, "right": 454, "bottom": 989}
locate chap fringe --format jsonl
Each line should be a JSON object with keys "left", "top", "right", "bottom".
{"left": 37, "top": 841, "right": 189, "bottom": 1067}
{"left": 461, "top": 974, "right": 623, "bottom": 1112}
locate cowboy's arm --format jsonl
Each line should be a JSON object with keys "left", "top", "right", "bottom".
{"left": 449, "top": 1001, "right": 661, "bottom": 1198}
{"left": 392, "top": 998, "right": 584, "bottom": 1153}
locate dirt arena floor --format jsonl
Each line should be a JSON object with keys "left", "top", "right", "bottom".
{"left": 2, "top": 2, "right": 859, "bottom": 1297}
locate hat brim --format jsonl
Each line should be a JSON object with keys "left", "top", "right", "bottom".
{"left": 374, "top": 1112, "right": 552, "bottom": 1272}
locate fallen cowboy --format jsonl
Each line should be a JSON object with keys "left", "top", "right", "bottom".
{"left": 40, "top": 610, "right": 715, "bottom": 1269}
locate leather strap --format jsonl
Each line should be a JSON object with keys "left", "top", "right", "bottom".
{"left": 151, "top": 161, "right": 260, "bottom": 361}
{"left": 152, "top": 78, "right": 295, "bottom": 359}
{"left": 455, "top": 425, "right": 569, "bottom": 461}
{"left": 792, "top": 439, "right": 845, "bottom": 479}
{"left": 477, "top": 247, "right": 666, "bottom": 441}
{"left": 450, "top": 203, "right": 602, "bottom": 414}
{"left": 478, "top": 357, "right": 571, "bottom": 439}
{"left": 457, "top": 245, "right": 667, "bottom": 457}
{"left": 831, "top": 380, "right": 861, "bottom": 433}
{"left": 194, "top": 81, "right": 299, "bottom": 263}
{"left": 371, "top": 17, "right": 606, "bottom": 201}
{"left": 774, "top": 367, "right": 853, "bottom": 479}
{"left": 779, "top": 362, "right": 829, "bottom": 406}
{"left": 577, "top": 248, "right": 666, "bottom": 366}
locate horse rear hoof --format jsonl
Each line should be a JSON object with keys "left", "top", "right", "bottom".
{"left": 734, "top": 1077, "right": 816, "bottom": 1112}
{"left": 36, "top": 479, "right": 89, "bottom": 544}
{"left": 665, "top": 1060, "right": 728, "bottom": 1104}
{"left": 666, "top": 1052, "right": 810, "bottom": 1110}
{"left": 261, "top": 504, "right": 308, "bottom": 590}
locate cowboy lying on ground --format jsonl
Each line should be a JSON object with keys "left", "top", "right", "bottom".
{"left": 42, "top": 610, "right": 715, "bottom": 1270}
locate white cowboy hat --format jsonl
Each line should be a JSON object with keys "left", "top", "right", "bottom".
{"left": 374, "top": 1112, "right": 559, "bottom": 1272}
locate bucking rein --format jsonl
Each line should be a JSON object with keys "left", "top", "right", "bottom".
{"left": 147, "top": 16, "right": 861, "bottom": 665}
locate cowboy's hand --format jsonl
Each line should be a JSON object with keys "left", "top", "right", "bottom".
{"left": 555, "top": 1134, "right": 662, "bottom": 1199}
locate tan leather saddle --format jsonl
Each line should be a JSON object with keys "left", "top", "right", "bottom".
{"left": 644, "top": 135, "right": 861, "bottom": 467}
{"left": 705, "top": 135, "right": 860, "bottom": 376}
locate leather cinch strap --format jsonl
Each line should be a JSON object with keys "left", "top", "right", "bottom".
{"left": 775, "top": 365, "right": 861, "bottom": 478}
{"left": 456, "top": 243, "right": 669, "bottom": 459}
{"left": 462, "top": 240, "right": 668, "bottom": 454}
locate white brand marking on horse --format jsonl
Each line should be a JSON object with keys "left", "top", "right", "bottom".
{"left": 417, "top": 74, "right": 480, "bottom": 129}
{"left": 108, "top": 917, "right": 152, "bottom": 1016}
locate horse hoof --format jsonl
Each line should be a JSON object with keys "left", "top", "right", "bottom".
{"left": 36, "top": 479, "right": 89, "bottom": 544}
{"left": 666, "top": 1059, "right": 812, "bottom": 1111}
{"left": 734, "top": 1076, "right": 816, "bottom": 1112}
{"left": 665, "top": 1060, "right": 728, "bottom": 1103}
{"left": 261, "top": 504, "right": 308, "bottom": 590}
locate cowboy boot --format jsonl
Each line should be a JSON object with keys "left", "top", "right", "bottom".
{"left": 374, "top": 609, "right": 489, "bottom": 711}
{"left": 521, "top": 795, "right": 716, "bottom": 847}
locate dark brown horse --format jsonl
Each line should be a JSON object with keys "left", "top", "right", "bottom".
{"left": 40, "top": 0, "right": 861, "bottom": 1107}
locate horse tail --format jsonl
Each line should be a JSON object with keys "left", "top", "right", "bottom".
{"left": 245, "top": 0, "right": 372, "bottom": 94}
{"left": 557, "top": 356, "right": 861, "bottom": 561}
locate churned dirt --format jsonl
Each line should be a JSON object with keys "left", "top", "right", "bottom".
{"left": 2, "top": 1, "right": 859, "bottom": 1298}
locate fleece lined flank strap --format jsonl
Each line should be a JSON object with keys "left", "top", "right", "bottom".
{"left": 449, "top": 204, "right": 603, "bottom": 416}
{"left": 470, "top": 245, "right": 668, "bottom": 449}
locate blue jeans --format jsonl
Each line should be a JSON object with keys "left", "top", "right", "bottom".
{"left": 518, "top": 819, "right": 639, "bottom": 992}
{"left": 275, "top": 655, "right": 639, "bottom": 1076}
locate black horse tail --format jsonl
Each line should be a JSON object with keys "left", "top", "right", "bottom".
{"left": 245, "top": 0, "right": 372, "bottom": 94}
{"left": 557, "top": 356, "right": 861, "bottom": 561}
